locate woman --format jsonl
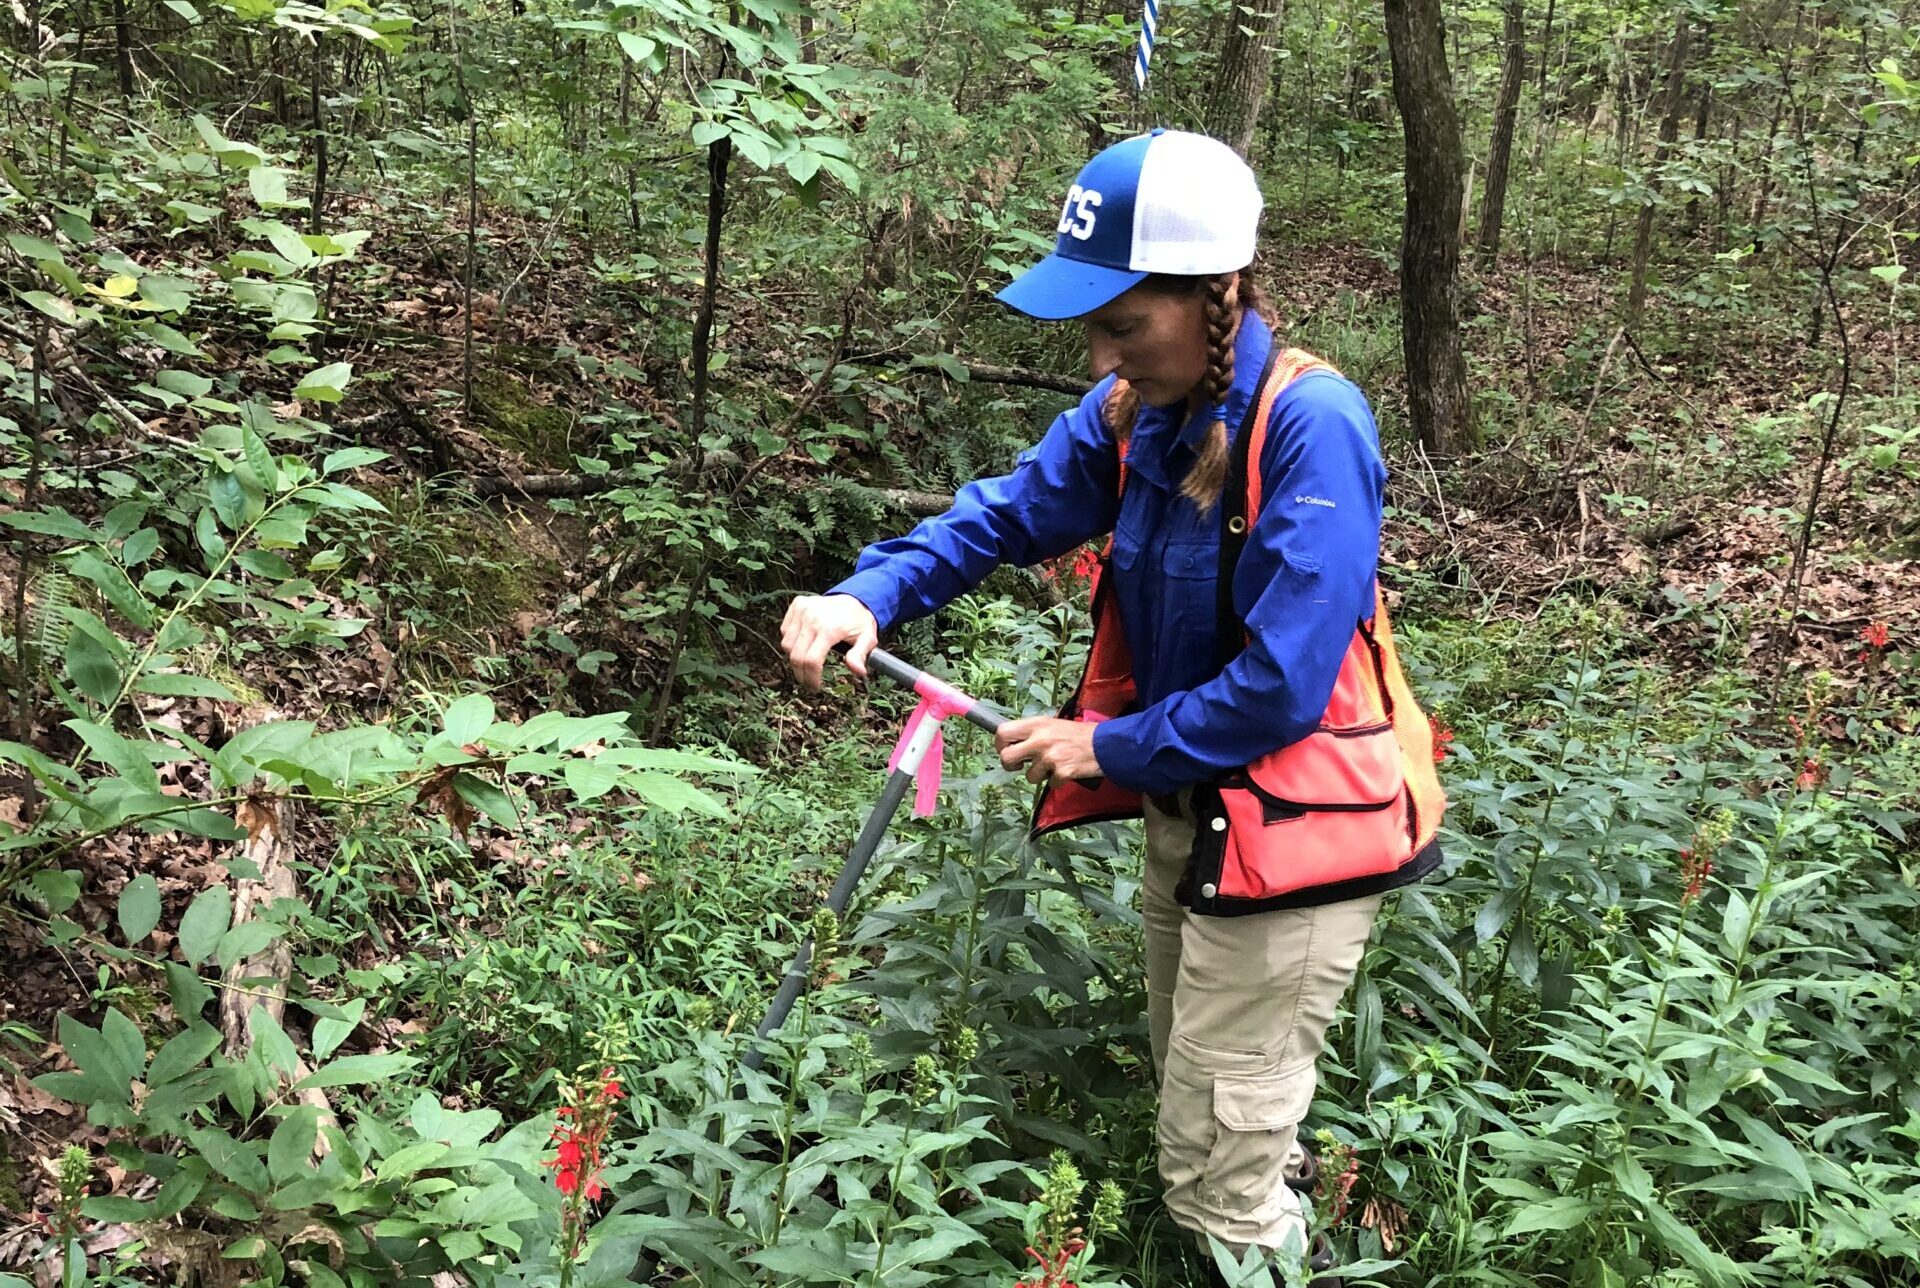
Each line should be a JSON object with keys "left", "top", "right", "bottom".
{"left": 782, "top": 129, "right": 1445, "bottom": 1280}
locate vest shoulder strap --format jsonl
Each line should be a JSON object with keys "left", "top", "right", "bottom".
{"left": 1214, "top": 347, "right": 1341, "bottom": 670}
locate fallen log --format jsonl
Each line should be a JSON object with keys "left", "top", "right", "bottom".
{"left": 358, "top": 451, "right": 957, "bottom": 516}
{"left": 726, "top": 348, "right": 1093, "bottom": 398}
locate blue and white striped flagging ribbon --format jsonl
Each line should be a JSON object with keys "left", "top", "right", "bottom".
{"left": 1134, "top": 0, "right": 1158, "bottom": 90}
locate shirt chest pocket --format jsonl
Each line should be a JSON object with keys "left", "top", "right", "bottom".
{"left": 1157, "top": 537, "right": 1219, "bottom": 638}
{"left": 1110, "top": 490, "right": 1222, "bottom": 666}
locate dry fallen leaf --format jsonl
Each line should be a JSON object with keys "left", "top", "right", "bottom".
{"left": 236, "top": 796, "right": 280, "bottom": 845}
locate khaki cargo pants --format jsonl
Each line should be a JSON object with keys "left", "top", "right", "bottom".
{"left": 1143, "top": 794, "right": 1382, "bottom": 1255}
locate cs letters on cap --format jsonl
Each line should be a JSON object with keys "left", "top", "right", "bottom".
{"left": 1057, "top": 185, "right": 1102, "bottom": 240}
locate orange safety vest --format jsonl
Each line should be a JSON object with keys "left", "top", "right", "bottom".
{"left": 1031, "top": 348, "right": 1446, "bottom": 914}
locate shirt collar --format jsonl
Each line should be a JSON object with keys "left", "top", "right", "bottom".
{"left": 1122, "top": 309, "right": 1275, "bottom": 490}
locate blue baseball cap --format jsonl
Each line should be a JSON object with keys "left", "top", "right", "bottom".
{"left": 997, "top": 128, "right": 1263, "bottom": 321}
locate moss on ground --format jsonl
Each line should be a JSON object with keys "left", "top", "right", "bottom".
{"left": 470, "top": 368, "right": 576, "bottom": 467}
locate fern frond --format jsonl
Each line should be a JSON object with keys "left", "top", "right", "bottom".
{"left": 27, "top": 568, "right": 74, "bottom": 660}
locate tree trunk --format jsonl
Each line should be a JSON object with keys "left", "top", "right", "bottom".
{"left": 309, "top": 38, "right": 328, "bottom": 234}
{"left": 111, "top": 0, "right": 134, "bottom": 98}
{"left": 1683, "top": 24, "right": 1712, "bottom": 234}
{"left": 1624, "top": 13, "right": 1692, "bottom": 327}
{"left": 1384, "top": 0, "right": 1471, "bottom": 451}
{"left": 1474, "top": 0, "right": 1526, "bottom": 268}
{"left": 1204, "top": 0, "right": 1289, "bottom": 157}
{"left": 691, "top": 134, "right": 731, "bottom": 440}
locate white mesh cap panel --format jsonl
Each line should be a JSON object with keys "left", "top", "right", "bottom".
{"left": 1127, "top": 131, "right": 1262, "bottom": 275}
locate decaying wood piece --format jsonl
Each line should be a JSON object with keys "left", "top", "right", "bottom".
{"left": 219, "top": 783, "right": 341, "bottom": 1152}
{"left": 220, "top": 793, "right": 298, "bottom": 1059}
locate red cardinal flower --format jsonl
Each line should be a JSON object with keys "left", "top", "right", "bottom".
{"left": 1429, "top": 717, "right": 1456, "bottom": 764}
{"left": 1861, "top": 621, "right": 1891, "bottom": 649}
{"left": 1679, "top": 848, "right": 1714, "bottom": 905}
{"left": 543, "top": 1068, "right": 626, "bottom": 1263}
{"left": 1797, "top": 757, "right": 1826, "bottom": 791}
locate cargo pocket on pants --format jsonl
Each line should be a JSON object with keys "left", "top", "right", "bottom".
{"left": 1200, "top": 1062, "right": 1318, "bottom": 1223}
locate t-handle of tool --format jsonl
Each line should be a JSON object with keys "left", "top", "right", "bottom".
{"left": 834, "top": 641, "right": 1008, "bottom": 735}
{"left": 836, "top": 642, "right": 1104, "bottom": 790}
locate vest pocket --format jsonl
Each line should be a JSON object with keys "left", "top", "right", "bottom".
{"left": 1233, "top": 723, "right": 1404, "bottom": 812}
{"left": 1212, "top": 726, "right": 1413, "bottom": 900}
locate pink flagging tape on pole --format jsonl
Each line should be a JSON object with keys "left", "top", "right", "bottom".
{"left": 885, "top": 673, "right": 977, "bottom": 817}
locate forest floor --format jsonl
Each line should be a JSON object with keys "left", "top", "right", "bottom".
{"left": 2, "top": 208, "right": 1916, "bottom": 1254}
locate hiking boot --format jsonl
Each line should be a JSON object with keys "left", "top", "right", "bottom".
{"left": 1283, "top": 1147, "right": 1319, "bottom": 1195}
{"left": 1309, "top": 1232, "right": 1337, "bottom": 1283}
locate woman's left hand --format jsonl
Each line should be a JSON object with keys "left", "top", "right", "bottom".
{"left": 994, "top": 717, "right": 1104, "bottom": 785}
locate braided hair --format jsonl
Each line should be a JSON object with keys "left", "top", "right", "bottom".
{"left": 1101, "top": 269, "right": 1278, "bottom": 513}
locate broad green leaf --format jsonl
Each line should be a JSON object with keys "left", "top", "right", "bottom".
{"left": 269, "top": 1105, "right": 322, "bottom": 1183}
{"left": 625, "top": 771, "right": 726, "bottom": 817}
{"left": 192, "top": 114, "right": 267, "bottom": 168}
{"left": 235, "top": 549, "right": 295, "bottom": 579}
{"left": 118, "top": 874, "right": 161, "bottom": 943}
{"left": 24, "top": 291, "right": 79, "bottom": 325}
{"left": 149, "top": 1022, "right": 222, "bottom": 1086}
{"left": 209, "top": 467, "right": 249, "bottom": 530}
{"left": 241, "top": 424, "right": 278, "bottom": 491}
{"left": 65, "top": 630, "right": 121, "bottom": 706}
{"left": 243, "top": 1003, "right": 299, "bottom": 1077}
{"left": 165, "top": 198, "right": 219, "bottom": 224}
{"left": 321, "top": 446, "right": 388, "bottom": 474}
{"left": 54, "top": 1013, "right": 134, "bottom": 1098}
{"left": 6, "top": 232, "right": 64, "bottom": 263}
{"left": 248, "top": 167, "right": 294, "bottom": 210}
{"left": 121, "top": 527, "right": 161, "bottom": 564}
{"left": 311, "top": 997, "right": 364, "bottom": 1061}
{"left": 138, "top": 320, "right": 203, "bottom": 356}
{"left": 563, "top": 758, "right": 622, "bottom": 802}
{"left": 100, "top": 1008, "right": 147, "bottom": 1083}
{"left": 187, "top": 1126, "right": 270, "bottom": 1192}
{"left": 441, "top": 693, "right": 495, "bottom": 746}
{"left": 617, "top": 31, "right": 655, "bottom": 61}
{"left": 63, "top": 720, "right": 160, "bottom": 789}
{"left": 135, "top": 672, "right": 240, "bottom": 701}
{"left": 81, "top": 1197, "right": 154, "bottom": 1222}
{"left": 165, "top": 963, "right": 213, "bottom": 1020}
{"left": 294, "top": 362, "right": 353, "bottom": 403}
{"left": 1503, "top": 1195, "right": 1597, "bottom": 1236}
{"left": 140, "top": 276, "right": 195, "bottom": 314}
{"left": 65, "top": 549, "right": 154, "bottom": 627}
{"left": 32, "top": 869, "right": 80, "bottom": 914}
{"left": 0, "top": 508, "right": 96, "bottom": 541}
{"left": 217, "top": 920, "right": 283, "bottom": 973}
{"left": 195, "top": 506, "right": 227, "bottom": 563}
{"left": 293, "top": 1053, "right": 418, "bottom": 1090}
{"left": 178, "top": 886, "right": 233, "bottom": 965}
{"left": 452, "top": 773, "right": 516, "bottom": 826}
{"left": 1644, "top": 1201, "right": 1743, "bottom": 1284}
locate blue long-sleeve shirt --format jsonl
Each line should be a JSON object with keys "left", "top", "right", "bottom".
{"left": 830, "top": 311, "right": 1386, "bottom": 797}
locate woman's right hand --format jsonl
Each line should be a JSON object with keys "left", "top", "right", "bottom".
{"left": 780, "top": 594, "right": 879, "bottom": 692}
